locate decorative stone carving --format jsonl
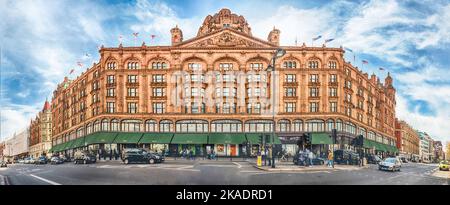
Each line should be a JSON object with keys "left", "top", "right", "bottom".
{"left": 191, "top": 32, "right": 263, "bottom": 48}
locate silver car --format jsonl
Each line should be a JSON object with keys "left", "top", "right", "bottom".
{"left": 378, "top": 157, "right": 402, "bottom": 172}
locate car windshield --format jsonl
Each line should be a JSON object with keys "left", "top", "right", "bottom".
{"left": 441, "top": 161, "right": 449, "bottom": 165}
{"left": 384, "top": 158, "right": 396, "bottom": 163}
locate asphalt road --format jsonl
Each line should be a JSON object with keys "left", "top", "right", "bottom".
{"left": 0, "top": 160, "right": 448, "bottom": 185}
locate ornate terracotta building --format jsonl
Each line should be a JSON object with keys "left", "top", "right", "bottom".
{"left": 29, "top": 99, "right": 53, "bottom": 158}
{"left": 395, "top": 118, "right": 420, "bottom": 161}
{"left": 50, "top": 8, "right": 397, "bottom": 158}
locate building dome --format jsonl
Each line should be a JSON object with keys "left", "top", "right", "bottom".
{"left": 197, "top": 8, "right": 252, "bottom": 37}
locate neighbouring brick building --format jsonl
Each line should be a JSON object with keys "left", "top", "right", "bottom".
{"left": 395, "top": 119, "right": 420, "bottom": 161}
{"left": 29, "top": 99, "right": 53, "bottom": 158}
{"left": 49, "top": 8, "right": 398, "bottom": 159}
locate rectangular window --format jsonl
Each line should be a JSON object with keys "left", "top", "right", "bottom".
{"left": 153, "top": 103, "right": 165, "bottom": 114}
{"left": 191, "top": 87, "right": 199, "bottom": 96}
{"left": 127, "top": 75, "right": 138, "bottom": 83}
{"left": 223, "top": 88, "right": 230, "bottom": 97}
{"left": 285, "top": 102, "right": 296, "bottom": 113}
{"left": 310, "top": 102, "right": 319, "bottom": 112}
{"left": 329, "top": 87, "right": 337, "bottom": 97}
{"left": 285, "top": 74, "right": 296, "bottom": 83}
{"left": 346, "top": 80, "right": 352, "bottom": 89}
{"left": 309, "top": 74, "right": 319, "bottom": 83}
{"left": 346, "top": 93, "right": 352, "bottom": 102}
{"left": 330, "top": 74, "right": 337, "bottom": 83}
{"left": 215, "top": 88, "right": 221, "bottom": 97}
{"left": 152, "top": 74, "right": 165, "bottom": 83}
{"left": 127, "top": 88, "right": 138, "bottom": 97}
{"left": 127, "top": 102, "right": 138, "bottom": 113}
{"left": 255, "top": 103, "right": 261, "bottom": 113}
{"left": 219, "top": 63, "right": 233, "bottom": 71}
{"left": 107, "top": 75, "right": 115, "bottom": 84}
{"left": 285, "top": 87, "right": 296, "bottom": 97}
{"left": 188, "top": 63, "right": 202, "bottom": 71}
{"left": 153, "top": 88, "right": 165, "bottom": 97}
{"left": 250, "top": 63, "right": 263, "bottom": 70}
{"left": 309, "top": 87, "right": 319, "bottom": 97}
{"left": 107, "top": 102, "right": 115, "bottom": 113}
{"left": 330, "top": 102, "right": 337, "bottom": 112}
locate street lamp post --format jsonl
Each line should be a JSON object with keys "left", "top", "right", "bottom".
{"left": 267, "top": 48, "right": 286, "bottom": 168}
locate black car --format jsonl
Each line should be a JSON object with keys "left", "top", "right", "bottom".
{"left": 50, "top": 156, "right": 64, "bottom": 164}
{"left": 334, "top": 149, "right": 360, "bottom": 165}
{"left": 73, "top": 150, "right": 96, "bottom": 164}
{"left": 366, "top": 154, "right": 382, "bottom": 164}
{"left": 122, "top": 148, "right": 164, "bottom": 164}
{"left": 293, "top": 152, "right": 325, "bottom": 166}
{"left": 0, "top": 161, "right": 7, "bottom": 167}
{"left": 35, "top": 156, "right": 48, "bottom": 164}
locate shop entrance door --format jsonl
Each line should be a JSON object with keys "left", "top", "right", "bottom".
{"left": 230, "top": 145, "right": 237, "bottom": 156}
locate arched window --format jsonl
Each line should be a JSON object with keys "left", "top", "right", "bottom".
{"left": 336, "top": 119, "right": 343, "bottom": 131}
{"left": 111, "top": 119, "right": 119, "bottom": 131}
{"left": 93, "top": 120, "right": 101, "bottom": 132}
{"left": 358, "top": 127, "right": 367, "bottom": 138}
{"left": 328, "top": 61, "right": 337, "bottom": 69}
{"left": 121, "top": 120, "right": 142, "bottom": 132}
{"left": 145, "top": 120, "right": 157, "bottom": 132}
{"left": 345, "top": 122, "right": 356, "bottom": 135}
{"left": 283, "top": 61, "right": 297, "bottom": 69}
{"left": 305, "top": 119, "right": 324, "bottom": 132}
{"left": 127, "top": 61, "right": 140, "bottom": 70}
{"left": 326, "top": 119, "right": 335, "bottom": 131}
{"left": 308, "top": 60, "right": 319, "bottom": 69}
{"left": 159, "top": 120, "right": 173, "bottom": 132}
{"left": 211, "top": 120, "right": 242, "bottom": 132}
{"left": 244, "top": 120, "right": 273, "bottom": 132}
{"left": 277, "top": 119, "right": 290, "bottom": 132}
{"left": 76, "top": 127, "right": 84, "bottom": 138}
{"left": 86, "top": 123, "right": 93, "bottom": 135}
{"left": 292, "top": 120, "right": 303, "bottom": 132}
{"left": 152, "top": 62, "right": 168, "bottom": 69}
{"left": 106, "top": 62, "right": 116, "bottom": 70}
{"left": 176, "top": 120, "right": 209, "bottom": 133}
{"left": 101, "top": 119, "right": 109, "bottom": 131}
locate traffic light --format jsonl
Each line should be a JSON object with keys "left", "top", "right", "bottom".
{"left": 304, "top": 133, "right": 311, "bottom": 146}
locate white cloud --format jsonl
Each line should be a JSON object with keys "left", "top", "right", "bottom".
{"left": 0, "top": 104, "right": 40, "bottom": 140}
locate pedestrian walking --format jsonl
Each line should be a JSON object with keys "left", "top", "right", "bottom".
{"left": 308, "top": 150, "right": 314, "bottom": 167}
{"left": 113, "top": 150, "right": 118, "bottom": 160}
{"left": 327, "top": 150, "right": 334, "bottom": 168}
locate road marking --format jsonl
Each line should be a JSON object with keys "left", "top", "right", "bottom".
{"left": 29, "top": 174, "right": 61, "bottom": 185}
{"left": 232, "top": 162, "right": 242, "bottom": 168}
{"left": 177, "top": 165, "right": 194, "bottom": 170}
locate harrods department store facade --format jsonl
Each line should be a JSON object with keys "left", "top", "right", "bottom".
{"left": 50, "top": 9, "right": 398, "bottom": 157}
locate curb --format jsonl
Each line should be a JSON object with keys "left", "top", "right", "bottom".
{"left": 251, "top": 163, "right": 369, "bottom": 172}
{"left": 0, "top": 175, "right": 9, "bottom": 185}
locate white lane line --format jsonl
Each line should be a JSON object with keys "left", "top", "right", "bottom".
{"left": 29, "top": 174, "right": 61, "bottom": 185}
{"left": 177, "top": 165, "right": 194, "bottom": 170}
{"left": 233, "top": 162, "right": 242, "bottom": 169}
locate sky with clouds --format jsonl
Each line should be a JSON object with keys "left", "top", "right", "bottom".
{"left": 1, "top": 0, "right": 449, "bottom": 146}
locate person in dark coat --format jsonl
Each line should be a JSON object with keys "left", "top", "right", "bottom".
{"left": 109, "top": 149, "right": 112, "bottom": 160}
{"left": 113, "top": 149, "right": 118, "bottom": 160}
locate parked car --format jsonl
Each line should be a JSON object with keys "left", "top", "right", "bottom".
{"left": 24, "top": 157, "right": 36, "bottom": 164}
{"left": 73, "top": 150, "right": 96, "bottom": 164}
{"left": 438, "top": 160, "right": 449, "bottom": 171}
{"left": 366, "top": 154, "right": 382, "bottom": 164}
{"left": 0, "top": 161, "right": 7, "bottom": 167}
{"left": 334, "top": 150, "right": 360, "bottom": 165}
{"left": 122, "top": 148, "right": 164, "bottom": 164}
{"left": 50, "top": 156, "right": 64, "bottom": 165}
{"left": 292, "top": 152, "right": 325, "bottom": 165}
{"left": 35, "top": 156, "right": 48, "bottom": 164}
{"left": 17, "top": 159, "right": 25, "bottom": 164}
{"left": 378, "top": 157, "right": 402, "bottom": 172}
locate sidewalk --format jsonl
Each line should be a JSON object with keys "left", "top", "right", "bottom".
{"left": 249, "top": 160, "right": 369, "bottom": 172}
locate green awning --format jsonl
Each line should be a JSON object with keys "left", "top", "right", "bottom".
{"left": 113, "top": 132, "right": 144, "bottom": 144}
{"left": 62, "top": 141, "right": 74, "bottom": 151}
{"left": 375, "top": 142, "right": 388, "bottom": 152}
{"left": 245, "top": 133, "right": 281, "bottom": 144}
{"left": 245, "top": 133, "right": 263, "bottom": 144}
{"left": 139, "top": 133, "right": 173, "bottom": 144}
{"left": 171, "top": 133, "right": 208, "bottom": 144}
{"left": 50, "top": 144, "right": 60, "bottom": 152}
{"left": 70, "top": 137, "right": 85, "bottom": 149}
{"left": 85, "top": 132, "right": 118, "bottom": 145}
{"left": 209, "top": 133, "right": 247, "bottom": 144}
{"left": 311, "top": 133, "right": 333, "bottom": 144}
{"left": 363, "top": 139, "right": 375, "bottom": 149}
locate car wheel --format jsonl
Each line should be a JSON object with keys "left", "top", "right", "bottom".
{"left": 74, "top": 160, "right": 77, "bottom": 164}
{"left": 83, "top": 160, "right": 87, "bottom": 164}
{"left": 149, "top": 159, "right": 155, "bottom": 164}
{"left": 124, "top": 159, "right": 129, "bottom": 164}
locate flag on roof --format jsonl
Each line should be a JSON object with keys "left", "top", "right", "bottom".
{"left": 324, "top": 38, "right": 334, "bottom": 43}
{"left": 69, "top": 69, "right": 74, "bottom": 74}
{"left": 362, "top": 60, "right": 369, "bottom": 64}
{"left": 344, "top": 47, "right": 353, "bottom": 52}
{"left": 379, "top": 67, "right": 385, "bottom": 71}
{"left": 77, "top": 62, "right": 83, "bottom": 67}
{"left": 133, "top": 32, "right": 139, "bottom": 37}
{"left": 312, "top": 35, "right": 322, "bottom": 41}
{"left": 150, "top": 34, "right": 156, "bottom": 39}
